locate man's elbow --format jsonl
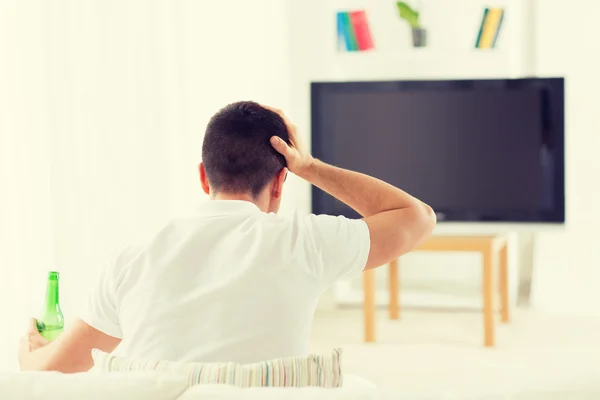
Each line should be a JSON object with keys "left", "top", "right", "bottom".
{"left": 421, "top": 203, "right": 437, "bottom": 234}
{"left": 398, "top": 203, "right": 436, "bottom": 255}
{"left": 405, "top": 200, "right": 435, "bottom": 230}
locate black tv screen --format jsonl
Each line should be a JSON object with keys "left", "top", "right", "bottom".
{"left": 311, "top": 78, "right": 565, "bottom": 223}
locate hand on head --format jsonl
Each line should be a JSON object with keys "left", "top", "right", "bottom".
{"left": 262, "top": 105, "right": 314, "bottom": 177}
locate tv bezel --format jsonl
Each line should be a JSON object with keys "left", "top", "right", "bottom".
{"left": 310, "top": 77, "right": 565, "bottom": 224}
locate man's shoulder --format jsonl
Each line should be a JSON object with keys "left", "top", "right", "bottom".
{"left": 258, "top": 213, "right": 368, "bottom": 243}
{"left": 300, "top": 213, "right": 366, "bottom": 229}
{"left": 257, "top": 212, "right": 365, "bottom": 228}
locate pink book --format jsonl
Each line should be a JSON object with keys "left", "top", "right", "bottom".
{"left": 350, "top": 10, "right": 374, "bottom": 51}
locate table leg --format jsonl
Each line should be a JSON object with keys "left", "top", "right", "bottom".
{"left": 363, "top": 269, "right": 376, "bottom": 342}
{"left": 499, "top": 243, "right": 510, "bottom": 323}
{"left": 389, "top": 259, "right": 400, "bottom": 320}
{"left": 482, "top": 248, "right": 495, "bottom": 347}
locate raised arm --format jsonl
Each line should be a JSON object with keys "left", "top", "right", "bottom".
{"left": 267, "top": 107, "right": 436, "bottom": 270}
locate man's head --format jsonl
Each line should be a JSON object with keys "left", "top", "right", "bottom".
{"left": 200, "top": 101, "right": 290, "bottom": 213}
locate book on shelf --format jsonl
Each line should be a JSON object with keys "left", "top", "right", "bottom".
{"left": 492, "top": 9, "right": 505, "bottom": 48}
{"left": 350, "top": 10, "right": 374, "bottom": 51}
{"left": 475, "top": 7, "right": 504, "bottom": 49}
{"left": 336, "top": 10, "right": 374, "bottom": 52}
{"left": 336, "top": 12, "right": 347, "bottom": 51}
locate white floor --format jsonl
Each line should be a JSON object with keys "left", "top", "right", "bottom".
{"left": 310, "top": 308, "right": 600, "bottom": 398}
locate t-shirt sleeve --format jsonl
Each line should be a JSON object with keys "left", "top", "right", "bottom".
{"left": 304, "top": 214, "right": 371, "bottom": 289}
{"left": 78, "top": 251, "right": 124, "bottom": 339}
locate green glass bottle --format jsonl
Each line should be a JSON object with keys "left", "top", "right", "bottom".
{"left": 36, "top": 271, "right": 64, "bottom": 340}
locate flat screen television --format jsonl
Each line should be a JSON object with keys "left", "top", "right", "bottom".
{"left": 311, "top": 78, "right": 565, "bottom": 223}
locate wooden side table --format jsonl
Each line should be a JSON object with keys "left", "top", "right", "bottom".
{"left": 363, "top": 235, "right": 509, "bottom": 347}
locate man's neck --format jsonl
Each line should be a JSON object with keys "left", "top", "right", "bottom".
{"left": 212, "top": 193, "right": 268, "bottom": 212}
{"left": 212, "top": 193, "right": 254, "bottom": 202}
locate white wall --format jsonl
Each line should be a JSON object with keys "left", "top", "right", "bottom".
{"left": 290, "top": 0, "right": 600, "bottom": 316}
{"left": 529, "top": 0, "right": 600, "bottom": 315}
{"left": 288, "top": 0, "right": 534, "bottom": 309}
{"left": 0, "top": 0, "right": 290, "bottom": 370}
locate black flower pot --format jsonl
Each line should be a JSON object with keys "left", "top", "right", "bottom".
{"left": 412, "top": 28, "right": 427, "bottom": 47}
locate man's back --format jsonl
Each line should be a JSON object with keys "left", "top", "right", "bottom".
{"left": 82, "top": 200, "right": 370, "bottom": 363}
{"left": 18, "top": 103, "right": 434, "bottom": 373}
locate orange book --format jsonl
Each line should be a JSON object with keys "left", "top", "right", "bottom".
{"left": 349, "top": 10, "right": 374, "bottom": 51}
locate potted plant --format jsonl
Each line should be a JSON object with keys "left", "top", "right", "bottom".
{"left": 396, "top": 2, "right": 426, "bottom": 47}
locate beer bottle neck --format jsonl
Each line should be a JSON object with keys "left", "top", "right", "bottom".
{"left": 45, "top": 276, "right": 60, "bottom": 311}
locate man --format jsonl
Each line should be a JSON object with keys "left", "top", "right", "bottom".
{"left": 19, "top": 102, "right": 435, "bottom": 372}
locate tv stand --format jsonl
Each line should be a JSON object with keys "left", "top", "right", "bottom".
{"left": 363, "top": 235, "right": 509, "bottom": 347}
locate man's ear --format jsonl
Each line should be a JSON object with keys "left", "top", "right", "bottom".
{"left": 272, "top": 168, "right": 288, "bottom": 199}
{"left": 199, "top": 163, "right": 210, "bottom": 195}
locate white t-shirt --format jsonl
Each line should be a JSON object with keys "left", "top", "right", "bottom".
{"left": 80, "top": 200, "right": 370, "bottom": 364}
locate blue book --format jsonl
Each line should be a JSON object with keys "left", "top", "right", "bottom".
{"left": 336, "top": 12, "right": 347, "bottom": 51}
{"left": 336, "top": 11, "right": 358, "bottom": 51}
{"left": 341, "top": 12, "right": 359, "bottom": 51}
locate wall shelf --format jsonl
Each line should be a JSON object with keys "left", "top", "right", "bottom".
{"left": 328, "top": 49, "right": 517, "bottom": 81}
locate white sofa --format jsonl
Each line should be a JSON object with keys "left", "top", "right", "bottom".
{"left": 2, "top": 371, "right": 600, "bottom": 399}
{"left": 0, "top": 371, "right": 380, "bottom": 400}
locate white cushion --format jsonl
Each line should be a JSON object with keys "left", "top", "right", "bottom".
{"left": 0, "top": 371, "right": 188, "bottom": 400}
{"left": 177, "top": 374, "right": 379, "bottom": 400}
{"left": 92, "top": 348, "right": 344, "bottom": 388}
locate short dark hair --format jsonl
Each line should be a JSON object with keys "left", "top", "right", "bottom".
{"left": 202, "top": 101, "right": 290, "bottom": 197}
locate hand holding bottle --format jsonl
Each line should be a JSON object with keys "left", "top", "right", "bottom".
{"left": 18, "top": 318, "right": 50, "bottom": 367}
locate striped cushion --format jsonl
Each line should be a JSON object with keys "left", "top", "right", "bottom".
{"left": 91, "top": 348, "right": 343, "bottom": 388}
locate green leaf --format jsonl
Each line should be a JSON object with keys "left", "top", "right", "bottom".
{"left": 396, "top": 2, "right": 420, "bottom": 28}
